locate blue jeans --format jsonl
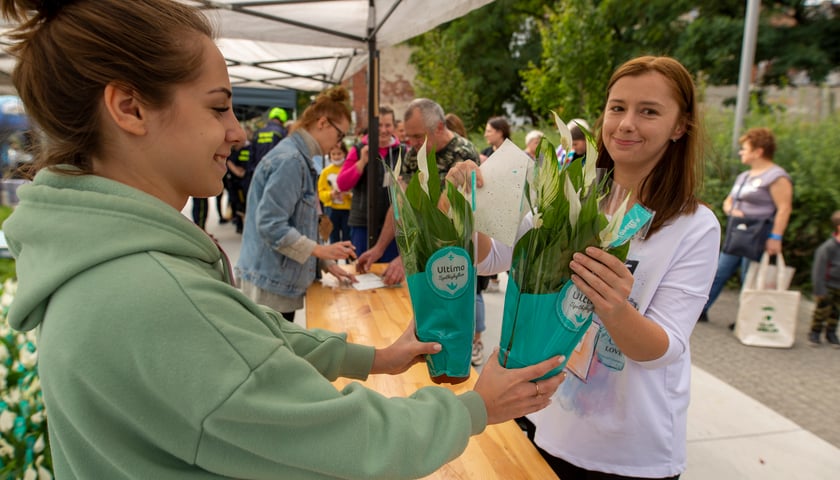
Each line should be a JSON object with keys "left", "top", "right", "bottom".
{"left": 704, "top": 252, "right": 750, "bottom": 313}
{"left": 350, "top": 226, "right": 399, "bottom": 263}
{"left": 475, "top": 292, "right": 486, "bottom": 334}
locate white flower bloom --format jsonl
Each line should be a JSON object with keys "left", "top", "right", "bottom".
{"left": 417, "top": 138, "right": 430, "bottom": 196}
{"left": 0, "top": 437, "right": 14, "bottom": 457}
{"left": 19, "top": 346, "right": 37, "bottom": 369}
{"left": 533, "top": 212, "right": 543, "bottom": 229}
{"left": 37, "top": 465, "right": 53, "bottom": 480}
{"left": 553, "top": 112, "right": 573, "bottom": 160}
{"left": 4, "top": 386, "right": 21, "bottom": 405}
{"left": 31, "top": 410, "right": 44, "bottom": 425}
{"left": 0, "top": 409, "right": 16, "bottom": 433}
{"left": 0, "top": 291, "right": 13, "bottom": 308}
{"left": 564, "top": 175, "right": 581, "bottom": 228}
{"left": 24, "top": 376, "right": 41, "bottom": 400}
{"left": 34, "top": 433, "right": 45, "bottom": 453}
{"left": 600, "top": 194, "right": 630, "bottom": 248}
{"left": 23, "top": 466, "right": 37, "bottom": 480}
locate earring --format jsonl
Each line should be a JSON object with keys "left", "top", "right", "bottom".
{"left": 671, "top": 138, "right": 677, "bottom": 143}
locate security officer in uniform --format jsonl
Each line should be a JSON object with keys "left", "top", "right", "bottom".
{"left": 225, "top": 141, "right": 251, "bottom": 234}
{"left": 248, "top": 107, "right": 288, "bottom": 179}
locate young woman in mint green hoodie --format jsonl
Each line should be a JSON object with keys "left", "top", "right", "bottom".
{"left": 0, "top": 1, "right": 565, "bottom": 478}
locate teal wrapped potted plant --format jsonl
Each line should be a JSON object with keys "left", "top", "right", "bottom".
{"left": 387, "top": 141, "right": 476, "bottom": 384}
{"left": 499, "top": 115, "right": 654, "bottom": 380}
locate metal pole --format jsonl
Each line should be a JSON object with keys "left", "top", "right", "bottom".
{"left": 365, "top": 2, "right": 381, "bottom": 250}
{"left": 732, "top": 0, "right": 761, "bottom": 154}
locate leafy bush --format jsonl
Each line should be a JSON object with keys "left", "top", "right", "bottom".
{"left": 701, "top": 108, "right": 840, "bottom": 294}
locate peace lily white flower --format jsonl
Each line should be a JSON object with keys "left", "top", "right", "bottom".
{"left": 0, "top": 438, "right": 14, "bottom": 457}
{"left": 34, "top": 434, "right": 45, "bottom": 454}
{"left": 23, "top": 466, "right": 37, "bottom": 480}
{"left": 23, "top": 376, "right": 41, "bottom": 400}
{"left": 4, "top": 385, "right": 21, "bottom": 405}
{"left": 553, "top": 112, "right": 573, "bottom": 160}
{"left": 416, "top": 138, "right": 430, "bottom": 196}
{"left": 30, "top": 409, "right": 44, "bottom": 425}
{"left": 37, "top": 464, "right": 53, "bottom": 480}
{"left": 0, "top": 409, "right": 16, "bottom": 433}
{"left": 581, "top": 137, "right": 598, "bottom": 196}
{"left": 19, "top": 346, "right": 37, "bottom": 369}
{"left": 599, "top": 193, "right": 631, "bottom": 248}
{"left": 533, "top": 212, "right": 543, "bottom": 229}
{"left": 0, "top": 290, "right": 13, "bottom": 308}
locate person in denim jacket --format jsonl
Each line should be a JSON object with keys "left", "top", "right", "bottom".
{"left": 236, "top": 87, "right": 357, "bottom": 321}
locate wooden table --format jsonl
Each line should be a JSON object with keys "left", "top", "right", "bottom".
{"left": 306, "top": 265, "right": 558, "bottom": 480}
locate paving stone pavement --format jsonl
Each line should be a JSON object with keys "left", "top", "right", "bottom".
{"left": 691, "top": 287, "right": 840, "bottom": 450}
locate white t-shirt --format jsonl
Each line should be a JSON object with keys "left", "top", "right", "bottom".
{"left": 478, "top": 206, "right": 720, "bottom": 477}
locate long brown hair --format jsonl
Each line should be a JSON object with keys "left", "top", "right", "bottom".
{"left": 595, "top": 56, "right": 705, "bottom": 236}
{"left": 1, "top": 0, "right": 212, "bottom": 176}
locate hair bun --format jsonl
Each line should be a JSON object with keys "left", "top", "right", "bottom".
{"left": 35, "top": 0, "right": 73, "bottom": 19}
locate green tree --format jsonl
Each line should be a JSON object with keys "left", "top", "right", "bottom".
{"left": 521, "top": 0, "right": 693, "bottom": 121}
{"left": 521, "top": 0, "right": 614, "bottom": 121}
{"left": 410, "top": 30, "right": 478, "bottom": 128}
{"left": 408, "top": 0, "right": 546, "bottom": 131}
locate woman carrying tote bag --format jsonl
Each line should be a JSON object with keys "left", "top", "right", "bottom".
{"left": 699, "top": 127, "right": 793, "bottom": 326}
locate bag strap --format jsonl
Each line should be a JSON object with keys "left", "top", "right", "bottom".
{"left": 731, "top": 173, "right": 749, "bottom": 211}
{"left": 755, "top": 251, "right": 787, "bottom": 291}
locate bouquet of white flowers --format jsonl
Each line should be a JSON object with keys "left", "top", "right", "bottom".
{"left": 0, "top": 279, "right": 52, "bottom": 479}
{"left": 499, "top": 115, "right": 653, "bottom": 380}
{"left": 387, "top": 141, "right": 475, "bottom": 384}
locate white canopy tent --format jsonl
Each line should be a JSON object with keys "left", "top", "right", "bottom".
{"left": 190, "top": 0, "right": 493, "bottom": 92}
{"left": 0, "top": 0, "right": 495, "bottom": 244}
{"left": 2, "top": 0, "right": 493, "bottom": 93}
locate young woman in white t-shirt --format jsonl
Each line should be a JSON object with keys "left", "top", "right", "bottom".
{"left": 446, "top": 56, "right": 721, "bottom": 480}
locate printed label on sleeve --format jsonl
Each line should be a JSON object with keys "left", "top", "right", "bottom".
{"left": 425, "top": 247, "right": 473, "bottom": 299}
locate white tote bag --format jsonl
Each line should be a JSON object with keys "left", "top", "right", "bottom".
{"left": 735, "top": 253, "right": 800, "bottom": 348}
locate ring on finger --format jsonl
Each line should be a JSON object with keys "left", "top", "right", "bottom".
{"left": 534, "top": 382, "right": 542, "bottom": 397}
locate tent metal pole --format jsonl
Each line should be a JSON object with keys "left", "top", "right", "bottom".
{"left": 365, "top": 2, "right": 381, "bottom": 251}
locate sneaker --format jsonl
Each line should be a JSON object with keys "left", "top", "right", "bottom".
{"left": 471, "top": 339, "right": 484, "bottom": 367}
{"left": 808, "top": 331, "right": 822, "bottom": 347}
{"left": 826, "top": 330, "right": 840, "bottom": 348}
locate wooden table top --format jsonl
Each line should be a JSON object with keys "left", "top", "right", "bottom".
{"left": 306, "top": 265, "right": 558, "bottom": 480}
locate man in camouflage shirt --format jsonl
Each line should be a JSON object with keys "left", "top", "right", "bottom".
{"left": 355, "top": 98, "right": 480, "bottom": 285}
{"left": 400, "top": 98, "right": 480, "bottom": 185}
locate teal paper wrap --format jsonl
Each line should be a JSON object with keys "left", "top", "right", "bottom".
{"left": 498, "top": 277, "right": 594, "bottom": 380}
{"left": 407, "top": 246, "right": 475, "bottom": 380}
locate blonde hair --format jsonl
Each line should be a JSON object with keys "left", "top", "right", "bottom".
{"left": 292, "top": 86, "right": 352, "bottom": 133}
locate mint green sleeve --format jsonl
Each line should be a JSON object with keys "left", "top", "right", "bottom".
{"left": 259, "top": 306, "right": 375, "bottom": 381}
{"left": 195, "top": 344, "right": 487, "bottom": 479}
